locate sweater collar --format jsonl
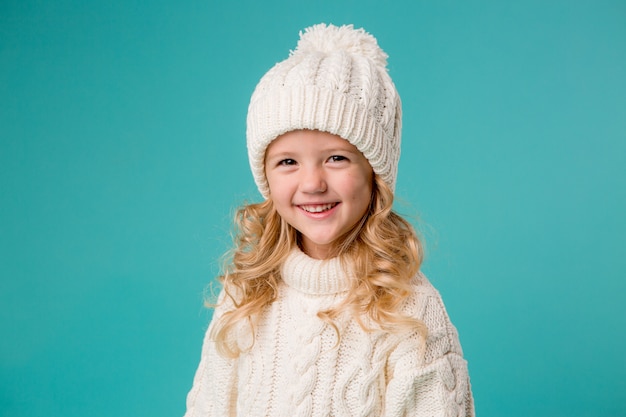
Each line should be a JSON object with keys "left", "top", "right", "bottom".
{"left": 281, "top": 249, "right": 353, "bottom": 295}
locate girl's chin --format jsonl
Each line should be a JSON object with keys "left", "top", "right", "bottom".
{"left": 300, "top": 239, "right": 337, "bottom": 259}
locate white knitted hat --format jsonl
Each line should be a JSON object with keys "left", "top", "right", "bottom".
{"left": 247, "top": 23, "right": 402, "bottom": 197}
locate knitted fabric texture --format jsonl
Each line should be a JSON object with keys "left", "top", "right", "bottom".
{"left": 247, "top": 23, "right": 402, "bottom": 197}
{"left": 184, "top": 249, "right": 475, "bottom": 417}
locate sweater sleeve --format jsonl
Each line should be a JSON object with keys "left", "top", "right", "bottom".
{"left": 384, "top": 281, "right": 474, "bottom": 417}
{"left": 183, "top": 291, "right": 238, "bottom": 417}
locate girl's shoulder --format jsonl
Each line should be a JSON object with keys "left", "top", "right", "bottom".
{"left": 403, "top": 272, "right": 460, "bottom": 338}
{"left": 410, "top": 271, "right": 440, "bottom": 298}
{"left": 407, "top": 271, "right": 446, "bottom": 311}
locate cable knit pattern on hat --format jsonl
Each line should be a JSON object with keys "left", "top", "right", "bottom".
{"left": 247, "top": 24, "right": 402, "bottom": 197}
{"left": 184, "top": 249, "right": 475, "bottom": 417}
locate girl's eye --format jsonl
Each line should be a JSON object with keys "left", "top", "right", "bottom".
{"left": 278, "top": 158, "right": 297, "bottom": 166}
{"left": 329, "top": 155, "right": 348, "bottom": 163}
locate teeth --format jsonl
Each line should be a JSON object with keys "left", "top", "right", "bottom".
{"left": 300, "top": 203, "right": 336, "bottom": 213}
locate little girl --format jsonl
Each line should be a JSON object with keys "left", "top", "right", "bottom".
{"left": 184, "top": 23, "right": 474, "bottom": 417}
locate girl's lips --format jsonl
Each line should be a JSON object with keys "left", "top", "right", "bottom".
{"left": 297, "top": 202, "right": 340, "bottom": 218}
{"left": 298, "top": 203, "right": 338, "bottom": 213}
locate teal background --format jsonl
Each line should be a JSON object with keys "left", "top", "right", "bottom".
{"left": 1, "top": 0, "right": 625, "bottom": 416}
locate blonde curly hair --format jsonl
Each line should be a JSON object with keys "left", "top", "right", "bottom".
{"left": 211, "top": 176, "right": 427, "bottom": 358}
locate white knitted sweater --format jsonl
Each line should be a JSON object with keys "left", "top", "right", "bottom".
{"left": 184, "top": 249, "right": 474, "bottom": 417}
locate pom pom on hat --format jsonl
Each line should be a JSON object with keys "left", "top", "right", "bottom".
{"left": 246, "top": 23, "right": 402, "bottom": 197}
{"left": 292, "top": 24, "right": 388, "bottom": 68}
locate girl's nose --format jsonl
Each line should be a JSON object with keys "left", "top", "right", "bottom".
{"left": 300, "top": 166, "right": 327, "bottom": 194}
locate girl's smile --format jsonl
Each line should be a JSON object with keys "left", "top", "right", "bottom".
{"left": 299, "top": 203, "right": 338, "bottom": 214}
{"left": 265, "top": 130, "right": 374, "bottom": 259}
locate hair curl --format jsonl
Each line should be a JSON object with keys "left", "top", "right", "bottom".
{"left": 211, "top": 176, "right": 426, "bottom": 358}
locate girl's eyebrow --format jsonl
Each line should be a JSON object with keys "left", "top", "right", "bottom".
{"left": 266, "top": 144, "right": 360, "bottom": 159}
{"left": 326, "top": 147, "right": 359, "bottom": 153}
{"left": 265, "top": 150, "right": 296, "bottom": 160}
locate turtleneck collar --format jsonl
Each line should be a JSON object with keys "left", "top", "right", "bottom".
{"left": 280, "top": 249, "right": 353, "bottom": 295}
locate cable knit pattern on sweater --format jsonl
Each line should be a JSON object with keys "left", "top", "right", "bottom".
{"left": 184, "top": 249, "right": 474, "bottom": 417}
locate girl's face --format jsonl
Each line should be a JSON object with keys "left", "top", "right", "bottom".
{"left": 265, "top": 130, "right": 373, "bottom": 260}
